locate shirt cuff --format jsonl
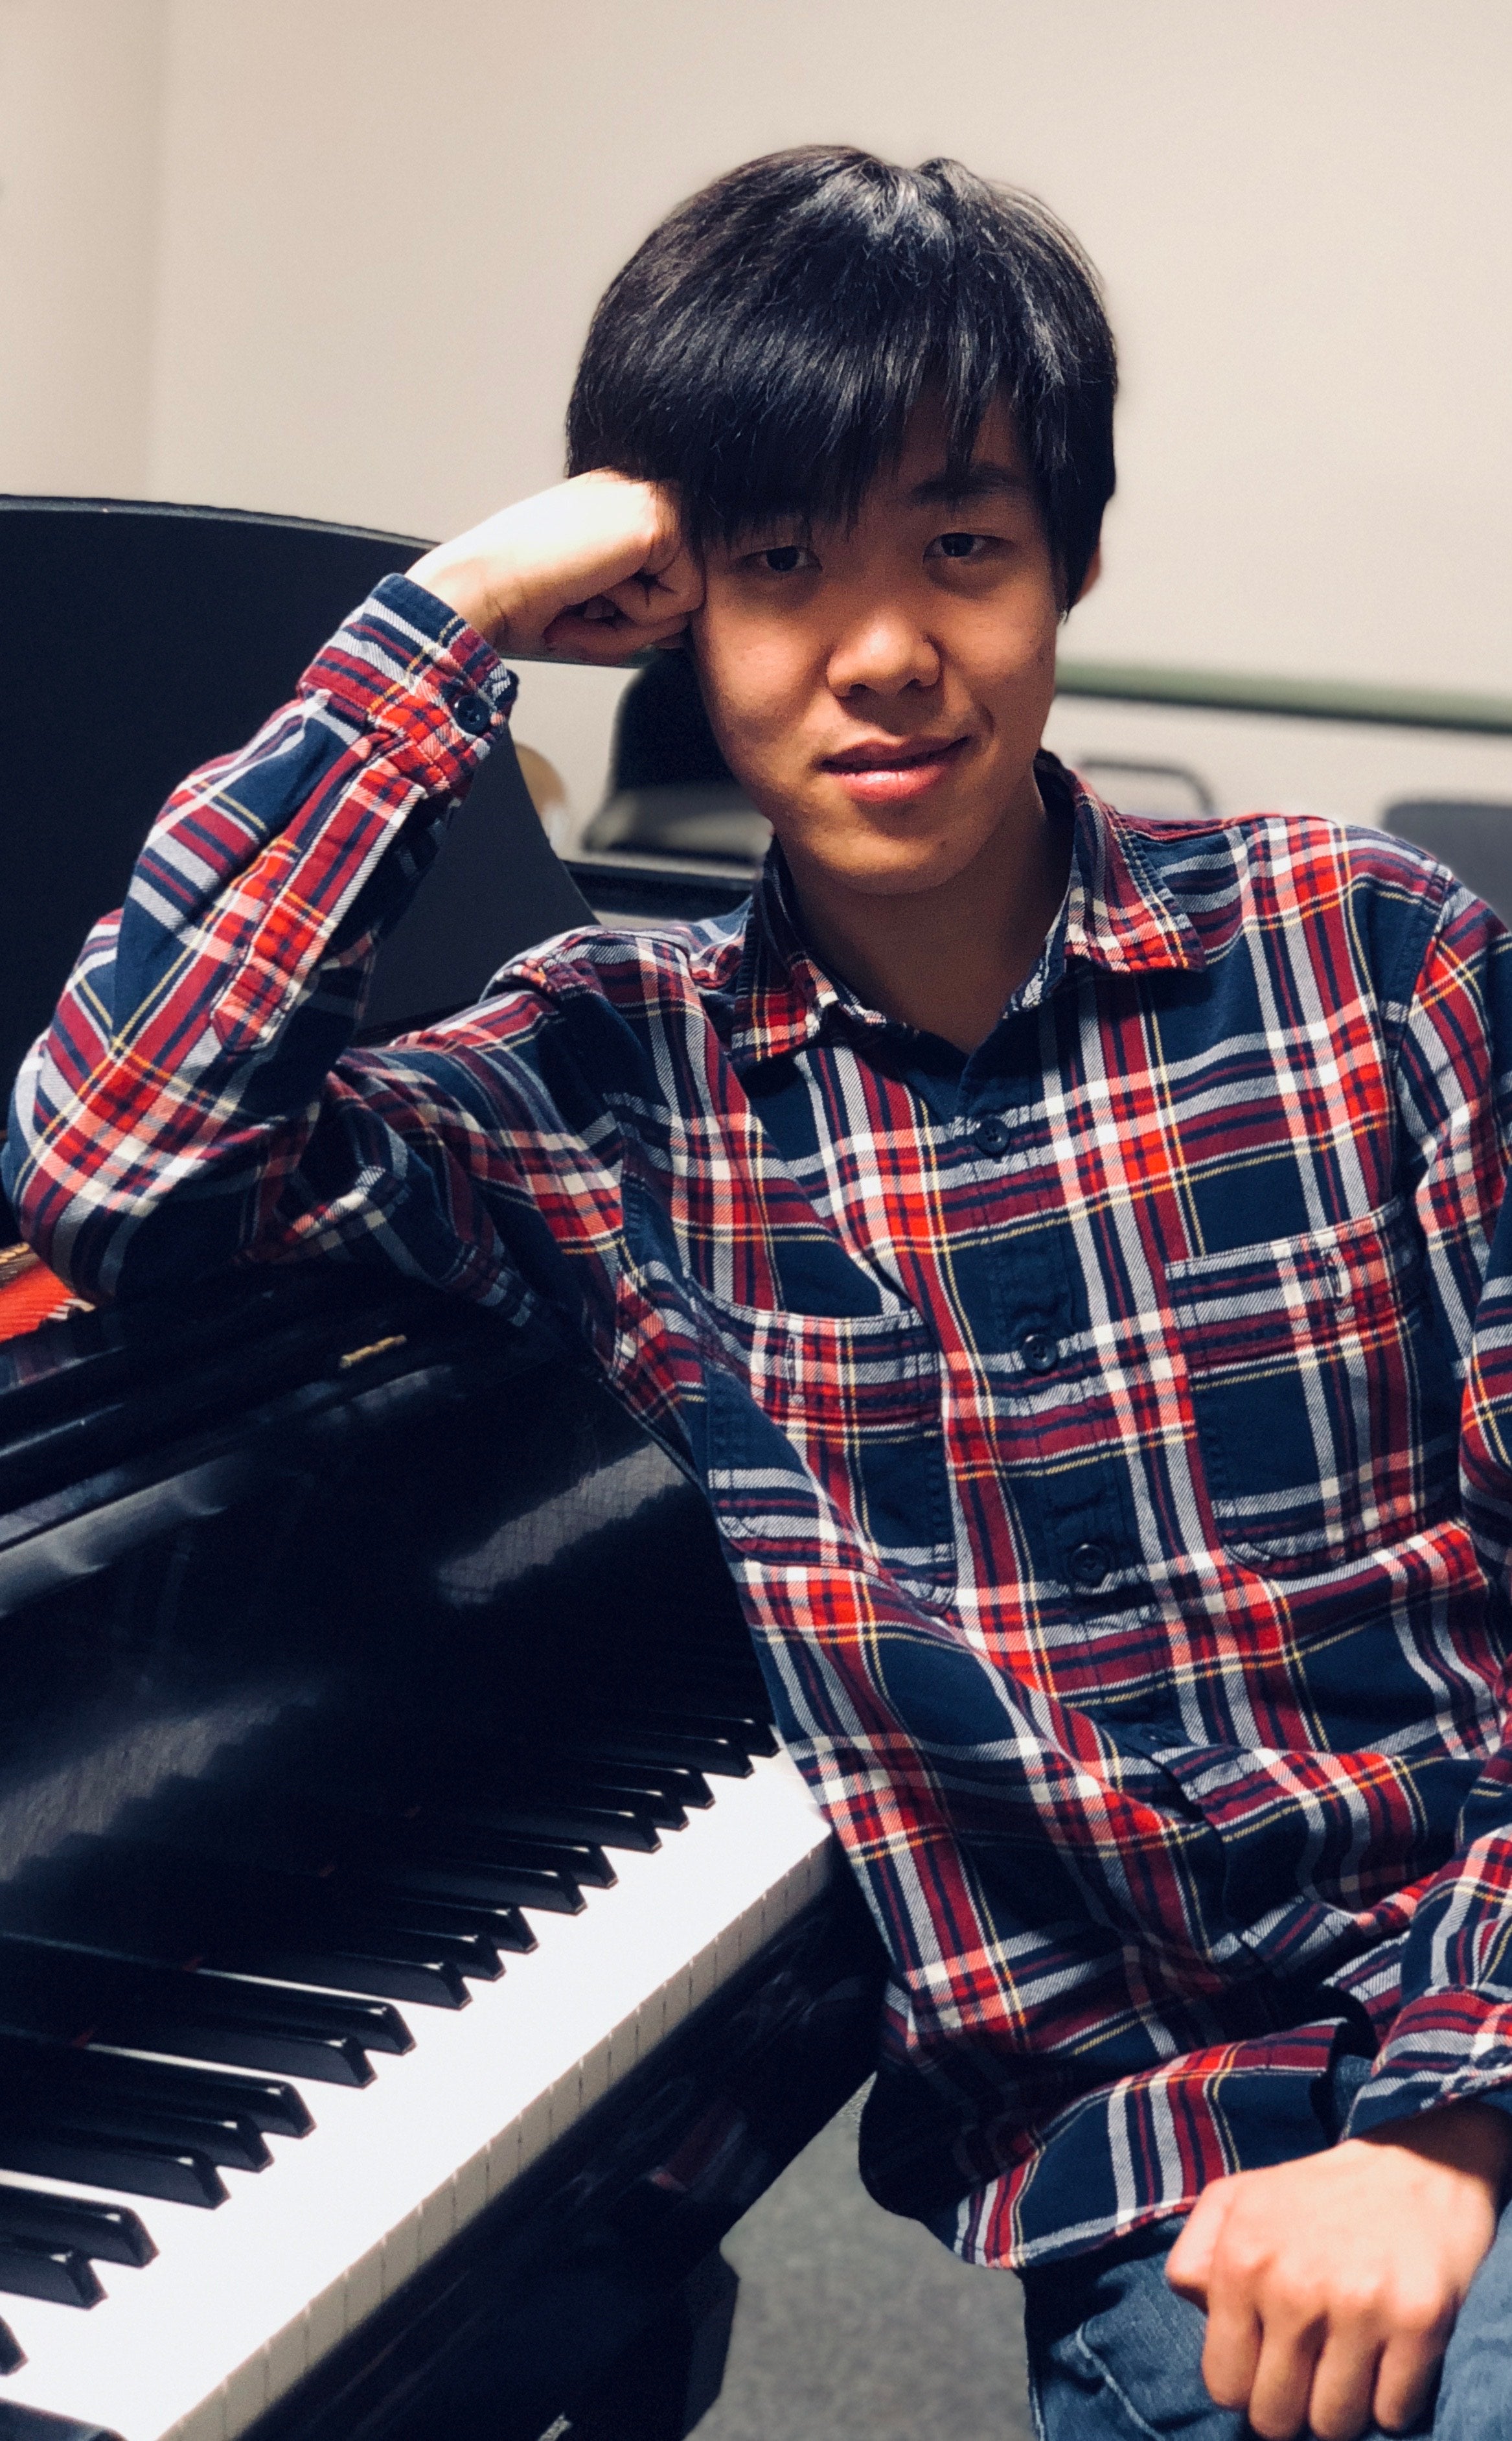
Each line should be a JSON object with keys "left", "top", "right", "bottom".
{"left": 301, "top": 571, "right": 520, "bottom": 798}
{"left": 1342, "top": 1989, "right": 1512, "bottom": 2140}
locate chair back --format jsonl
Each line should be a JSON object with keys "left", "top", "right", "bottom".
{"left": 0, "top": 498, "right": 591, "bottom": 1130}
{"left": 1384, "top": 800, "right": 1512, "bottom": 923}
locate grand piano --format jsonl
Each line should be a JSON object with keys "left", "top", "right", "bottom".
{"left": 0, "top": 502, "right": 887, "bottom": 2441}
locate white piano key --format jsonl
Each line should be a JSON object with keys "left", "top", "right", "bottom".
{"left": 0, "top": 1748, "right": 832, "bottom": 2441}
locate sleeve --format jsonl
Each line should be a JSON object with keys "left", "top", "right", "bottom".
{"left": 2, "top": 572, "right": 585, "bottom": 1322}
{"left": 1343, "top": 870, "right": 1512, "bottom": 2135}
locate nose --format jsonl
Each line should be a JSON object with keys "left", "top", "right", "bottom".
{"left": 826, "top": 603, "right": 941, "bottom": 699}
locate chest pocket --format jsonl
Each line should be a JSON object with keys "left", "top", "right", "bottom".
{"left": 1165, "top": 1199, "right": 1450, "bottom": 1574}
{"left": 698, "top": 1298, "right": 956, "bottom": 1604}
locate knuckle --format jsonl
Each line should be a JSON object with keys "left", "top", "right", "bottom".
{"left": 1218, "top": 2228, "right": 1272, "bottom": 2285}
{"left": 1204, "top": 2374, "right": 1250, "bottom": 2412}
{"left": 1327, "top": 2278, "right": 1380, "bottom": 2324}
{"left": 1392, "top": 2289, "right": 1452, "bottom": 2343}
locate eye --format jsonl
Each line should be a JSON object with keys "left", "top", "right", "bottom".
{"left": 928, "top": 530, "right": 992, "bottom": 562}
{"left": 743, "top": 542, "right": 818, "bottom": 575}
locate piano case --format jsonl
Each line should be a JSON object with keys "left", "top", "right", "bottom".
{"left": 0, "top": 1269, "right": 884, "bottom": 2441}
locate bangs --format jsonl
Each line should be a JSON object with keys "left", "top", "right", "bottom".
{"left": 566, "top": 148, "right": 1116, "bottom": 598}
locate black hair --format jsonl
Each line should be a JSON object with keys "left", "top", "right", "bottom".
{"left": 566, "top": 145, "right": 1116, "bottom": 607}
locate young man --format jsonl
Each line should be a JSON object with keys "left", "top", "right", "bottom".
{"left": 10, "top": 147, "right": 1512, "bottom": 2441}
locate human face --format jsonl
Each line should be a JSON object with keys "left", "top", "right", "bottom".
{"left": 689, "top": 399, "right": 1065, "bottom": 905}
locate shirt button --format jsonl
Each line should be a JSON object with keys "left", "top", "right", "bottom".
{"left": 1020, "top": 1329, "right": 1059, "bottom": 1374}
{"left": 452, "top": 693, "right": 493, "bottom": 736}
{"left": 972, "top": 1114, "right": 1013, "bottom": 1157}
{"left": 1068, "top": 1540, "right": 1110, "bottom": 1587}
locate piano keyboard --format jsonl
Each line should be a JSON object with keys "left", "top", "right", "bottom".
{"left": 0, "top": 1272, "right": 875, "bottom": 2441}
{"left": 0, "top": 1735, "right": 831, "bottom": 2441}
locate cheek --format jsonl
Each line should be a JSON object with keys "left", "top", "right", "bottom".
{"left": 693, "top": 623, "right": 812, "bottom": 777}
{"left": 970, "top": 627, "right": 1059, "bottom": 740}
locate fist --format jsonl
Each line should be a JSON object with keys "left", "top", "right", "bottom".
{"left": 1167, "top": 2102, "right": 1510, "bottom": 2441}
{"left": 409, "top": 470, "right": 703, "bottom": 662}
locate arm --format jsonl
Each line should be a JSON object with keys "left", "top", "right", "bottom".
{"left": 1166, "top": 871, "right": 1512, "bottom": 2441}
{"left": 4, "top": 476, "right": 700, "bottom": 1304}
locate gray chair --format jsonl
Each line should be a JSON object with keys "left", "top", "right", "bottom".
{"left": 1384, "top": 800, "right": 1512, "bottom": 923}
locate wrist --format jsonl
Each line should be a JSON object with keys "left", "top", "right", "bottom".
{"left": 406, "top": 550, "right": 525, "bottom": 651}
{"left": 1362, "top": 2098, "right": 1512, "bottom": 2195}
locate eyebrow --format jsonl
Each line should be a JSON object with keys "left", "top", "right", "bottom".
{"left": 907, "top": 461, "right": 1034, "bottom": 508}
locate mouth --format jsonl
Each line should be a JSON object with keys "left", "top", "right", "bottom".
{"left": 819, "top": 734, "right": 970, "bottom": 805}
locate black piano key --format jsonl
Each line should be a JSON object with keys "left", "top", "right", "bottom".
{"left": 28, "top": 1841, "right": 495, "bottom": 2003}
{"left": 406, "top": 1822, "right": 617, "bottom": 1891}
{"left": 486, "top": 1738, "right": 715, "bottom": 1811}
{"left": 93, "top": 2000, "right": 393, "bottom": 2085}
{"left": 563, "top": 1761, "right": 712, "bottom": 1814}
{"left": 349, "top": 1891, "right": 535, "bottom": 1956}
{"left": 389, "top": 1860, "right": 585, "bottom": 1915}
{"left": 91, "top": 2059, "right": 311, "bottom": 2139}
{"left": 0, "top": 2043, "right": 312, "bottom": 2142}
{"left": 393, "top": 1924, "right": 503, "bottom": 1980}
{"left": 0, "top": 2122, "right": 225, "bottom": 2208}
{"left": 209, "top": 1893, "right": 498, "bottom": 1989}
{"left": 0, "top": 1939, "right": 393, "bottom": 2087}
{"left": 129, "top": 2022, "right": 374, "bottom": 2087}
{"left": 123, "top": 1788, "right": 608, "bottom": 1908}
{"left": 609, "top": 1696, "right": 777, "bottom": 1750}
{"left": 439, "top": 1796, "right": 661, "bottom": 1853}
{"left": 0, "top": 2240, "right": 104, "bottom": 2309}
{"left": 359, "top": 1804, "right": 621, "bottom": 1891}
{"left": 313, "top": 1757, "right": 678, "bottom": 1846}
{"left": 0, "top": 2184, "right": 155, "bottom": 2267}
{"left": 204, "top": 1933, "right": 468, "bottom": 2009}
{"left": 231, "top": 1875, "right": 523, "bottom": 1971}
{"left": 560, "top": 1724, "right": 753, "bottom": 1777}
{"left": 0, "top": 2313, "right": 25, "bottom": 2373}
{"left": 135, "top": 2103, "right": 268, "bottom": 2173}
{"left": 470, "top": 1761, "right": 691, "bottom": 1831}
{"left": 0, "top": 2090, "right": 267, "bottom": 2175}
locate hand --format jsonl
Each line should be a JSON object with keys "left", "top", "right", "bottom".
{"left": 1167, "top": 2102, "right": 1510, "bottom": 2440}
{"left": 408, "top": 471, "right": 702, "bottom": 662}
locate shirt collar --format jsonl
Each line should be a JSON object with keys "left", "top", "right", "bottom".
{"left": 726, "top": 753, "right": 1204, "bottom": 1074}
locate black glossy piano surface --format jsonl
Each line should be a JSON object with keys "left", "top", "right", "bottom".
{"left": 0, "top": 500, "right": 885, "bottom": 2441}
{"left": 0, "top": 1268, "right": 884, "bottom": 2441}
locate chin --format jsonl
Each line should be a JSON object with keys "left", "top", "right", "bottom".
{"left": 803, "top": 835, "right": 989, "bottom": 899}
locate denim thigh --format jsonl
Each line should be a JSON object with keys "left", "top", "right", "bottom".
{"left": 1022, "top": 2201, "right": 1512, "bottom": 2441}
{"left": 1022, "top": 2217, "right": 1239, "bottom": 2441}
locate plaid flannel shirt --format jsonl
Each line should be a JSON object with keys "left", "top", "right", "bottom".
{"left": 13, "top": 573, "right": 1512, "bottom": 2270}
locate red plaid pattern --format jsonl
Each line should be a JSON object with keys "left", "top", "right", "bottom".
{"left": 11, "top": 573, "right": 1512, "bottom": 2267}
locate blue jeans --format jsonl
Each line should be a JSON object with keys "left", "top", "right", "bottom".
{"left": 1022, "top": 2199, "right": 1512, "bottom": 2441}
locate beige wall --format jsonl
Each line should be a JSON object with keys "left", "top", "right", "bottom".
{"left": 5, "top": 0, "right": 1511, "bottom": 825}
{"left": 0, "top": 0, "right": 166, "bottom": 495}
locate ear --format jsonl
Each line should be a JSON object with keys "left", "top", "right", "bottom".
{"left": 1073, "top": 542, "right": 1103, "bottom": 606}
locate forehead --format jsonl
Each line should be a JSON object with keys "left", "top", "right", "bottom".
{"left": 882, "top": 393, "right": 1033, "bottom": 507}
